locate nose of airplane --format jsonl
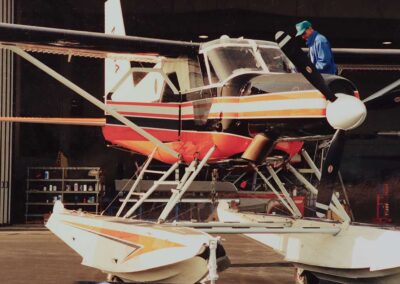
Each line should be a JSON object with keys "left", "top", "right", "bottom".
{"left": 326, "top": 94, "right": 367, "bottom": 130}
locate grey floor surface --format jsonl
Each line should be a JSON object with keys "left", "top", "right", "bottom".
{"left": 0, "top": 228, "right": 294, "bottom": 284}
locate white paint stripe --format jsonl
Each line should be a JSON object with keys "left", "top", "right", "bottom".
{"left": 108, "top": 91, "right": 326, "bottom": 119}
{"left": 111, "top": 102, "right": 327, "bottom": 117}
{"left": 181, "top": 105, "right": 194, "bottom": 116}
{"left": 108, "top": 104, "right": 179, "bottom": 115}
{"left": 210, "top": 99, "right": 327, "bottom": 113}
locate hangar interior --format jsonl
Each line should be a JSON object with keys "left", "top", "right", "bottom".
{"left": 0, "top": 0, "right": 400, "bottom": 284}
{"left": 1, "top": 0, "right": 400, "bottom": 225}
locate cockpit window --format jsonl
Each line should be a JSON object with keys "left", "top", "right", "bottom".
{"left": 201, "top": 38, "right": 295, "bottom": 83}
{"left": 207, "top": 46, "right": 263, "bottom": 81}
{"left": 259, "top": 47, "right": 296, "bottom": 73}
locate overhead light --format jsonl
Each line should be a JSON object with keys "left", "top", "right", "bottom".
{"left": 198, "top": 35, "right": 209, "bottom": 39}
{"left": 382, "top": 41, "right": 392, "bottom": 45}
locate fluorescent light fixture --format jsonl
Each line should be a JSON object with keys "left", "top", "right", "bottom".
{"left": 198, "top": 35, "right": 209, "bottom": 39}
{"left": 382, "top": 41, "right": 392, "bottom": 45}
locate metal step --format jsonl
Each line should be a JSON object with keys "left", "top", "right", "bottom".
{"left": 144, "top": 170, "right": 168, "bottom": 175}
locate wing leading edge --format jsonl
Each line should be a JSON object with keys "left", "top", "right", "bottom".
{"left": 0, "top": 22, "right": 200, "bottom": 59}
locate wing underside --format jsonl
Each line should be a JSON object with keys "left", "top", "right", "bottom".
{"left": 0, "top": 22, "right": 200, "bottom": 59}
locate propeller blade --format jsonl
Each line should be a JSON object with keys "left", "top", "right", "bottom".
{"left": 275, "top": 31, "right": 336, "bottom": 102}
{"left": 315, "top": 130, "right": 346, "bottom": 218}
{"left": 274, "top": 31, "right": 365, "bottom": 218}
{"left": 362, "top": 78, "right": 400, "bottom": 110}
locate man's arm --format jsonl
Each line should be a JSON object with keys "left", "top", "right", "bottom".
{"left": 314, "top": 40, "right": 334, "bottom": 73}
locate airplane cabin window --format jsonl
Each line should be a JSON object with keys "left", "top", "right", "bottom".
{"left": 259, "top": 47, "right": 296, "bottom": 73}
{"left": 207, "top": 46, "right": 262, "bottom": 81}
{"left": 188, "top": 59, "right": 204, "bottom": 89}
{"left": 161, "top": 72, "right": 181, "bottom": 102}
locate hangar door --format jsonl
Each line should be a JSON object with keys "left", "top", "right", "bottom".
{"left": 0, "top": 0, "right": 13, "bottom": 225}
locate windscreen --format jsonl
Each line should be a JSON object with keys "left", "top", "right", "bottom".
{"left": 207, "top": 46, "right": 263, "bottom": 81}
{"left": 205, "top": 42, "right": 295, "bottom": 82}
{"left": 259, "top": 47, "right": 296, "bottom": 73}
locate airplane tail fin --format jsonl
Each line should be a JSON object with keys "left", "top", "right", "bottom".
{"left": 104, "top": 0, "right": 135, "bottom": 100}
{"left": 104, "top": 0, "right": 165, "bottom": 103}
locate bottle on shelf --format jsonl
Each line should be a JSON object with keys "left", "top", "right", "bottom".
{"left": 26, "top": 167, "right": 101, "bottom": 224}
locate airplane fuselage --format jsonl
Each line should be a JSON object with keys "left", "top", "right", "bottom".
{"left": 103, "top": 86, "right": 332, "bottom": 164}
{"left": 100, "top": 36, "right": 362, "bottom": 164}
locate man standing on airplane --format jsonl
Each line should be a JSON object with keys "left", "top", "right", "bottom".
{"left": 295, "top": 20, "right": 337, "bottom": 75}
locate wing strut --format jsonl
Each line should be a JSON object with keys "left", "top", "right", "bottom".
{"left": 3, "top": 45, "right": 179, "bottom": 159}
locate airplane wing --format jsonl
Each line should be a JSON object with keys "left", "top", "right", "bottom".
{"left": 0, "top": 22, "right": 183, "bottom": 158}
{"left": 302, "top": 47, "right": 400, "bottom": 69}
{"left": 303, "top": 47, "right": 400, "bottom": 56}
{"left": 0, "top": 22, "right": 200, "bottom": 59}
{"left": 332, "top": 48, "right": 400, "bottom": 55}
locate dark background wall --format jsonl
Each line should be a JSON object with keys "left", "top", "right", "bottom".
{"left": 10, "top": 0, "right": 400, "bottom": 223}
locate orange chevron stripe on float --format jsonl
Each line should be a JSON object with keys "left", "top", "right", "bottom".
{"left": 63, "top": 221, "right": 184, "bottom": 262}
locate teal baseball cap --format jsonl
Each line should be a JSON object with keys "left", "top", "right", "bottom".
{"left": 295, "top": 20, "right": 312, "bottom": 37}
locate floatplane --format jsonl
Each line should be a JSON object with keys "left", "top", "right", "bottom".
{"left": 2, "top": 0, "right": 400, "bottom": 283}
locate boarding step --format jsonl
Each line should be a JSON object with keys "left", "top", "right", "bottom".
{"left": 129, "top": 192, "right": 145, "bottom": 197}
{"left": 154, "top": 180, "right": 180, "bottom": 185}
{"left": 298, "top": 169, "right": 317, "bottom": 174}
{"left": 145, "top": 170, "right": 169, "bottom": 175}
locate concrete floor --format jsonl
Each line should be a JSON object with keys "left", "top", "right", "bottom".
{"left": 0, "top": 228, "right": 295, "bottom": 284}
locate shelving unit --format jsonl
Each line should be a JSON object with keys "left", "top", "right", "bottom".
{"left": 25, "top": 167, "right": 102, "bottom": 223}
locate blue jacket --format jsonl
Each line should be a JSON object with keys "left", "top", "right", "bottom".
{"left": 306, "top": 31, "right": 337, "bottom": 75}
